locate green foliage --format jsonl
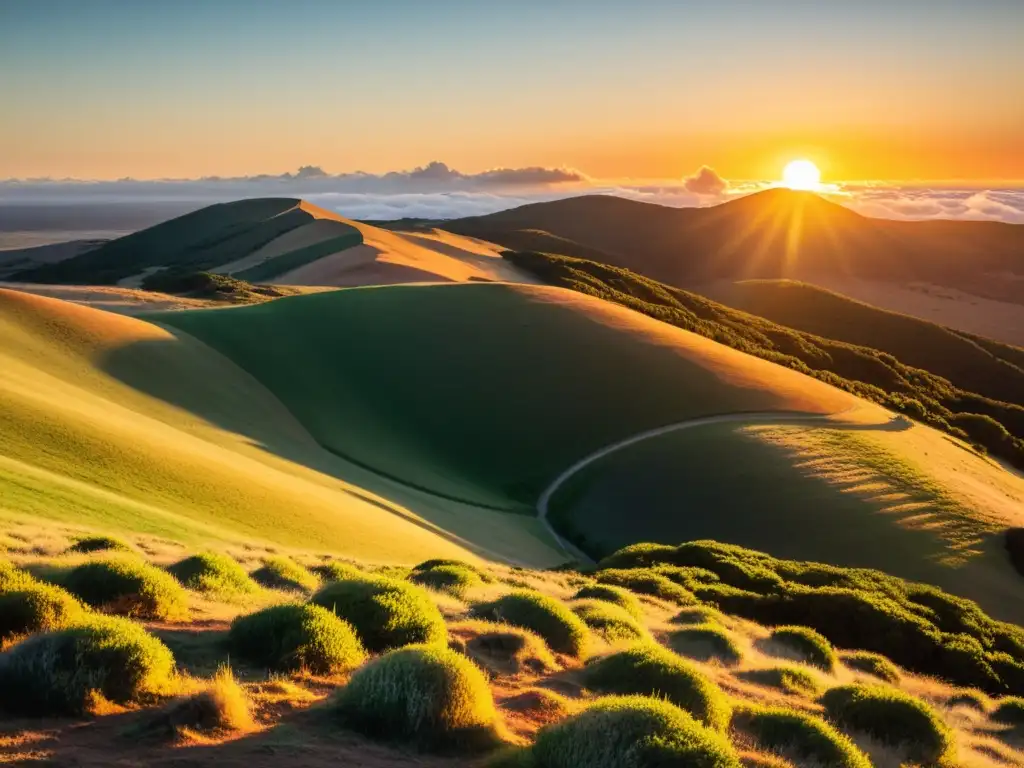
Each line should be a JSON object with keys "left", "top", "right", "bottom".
{"left": 0, "top": 582, "right": 89, "bottom": 641}
{"left": 737, "top": 666, "right": 823, "bottom": 697}
{"left": 841, "top": 650, "right": 900, "bottom": 683}
{"left": 946, "top": 689, "right": 990, "bottom": 711}
{"left": 572, "top": 584, "right": 643, "bottom": 619}
{"left": 310, "top": 574, "right": 447, "bottom": 652}
{"left": 409, "top": 564, "right": 484, "bottom": 598}
{"left": 250, "top": 556, "right": 319, "bottom": 592}
{"left": 471, "top": 591, "right": 590, "bottom": 657}
{"left": 570, "top": 599, "right": 648, "bottom": 644}
{"left": 0, "top": 615, "right": 175, "bottom": 715}
{"left": 991, "top": 696, "right": 1024, "bottom": 726}
{"left": 767, "top": 626, "right": 837, "bottom": 671}
{"left": 334, "top": 643, "right": 502, "bottom": 752}
{"left": 140, "top": 270, "right": 287, "bottom": 303}
{"left": 529, "top": 695, "right": 741, "bottom": 768}
{"left": 583, "top": 645, "right": 731, "bottom": 730}
{"left": 732, "top": 705, "right": 870, "bottom": 768}
{"left": 0, "top": 561, "right": 36, "bottom": 592}
{"left": 668, "top": 624, "right": 742, "bottom": 666}
{"left": 311, "top": 561, "right": 364, "bottom": 582}
{"left": 821, "top": 684, "right": 955, "bottom": 765}
{"left": 671, "top": 606, "right": 723, "bottom": 626}
{"left": 455, "top": 620, "right": 559, "bottom": 676}
{"left": 167, "top": 553, "right": 258, "bottom": 597}
{"left": 228, "top": 603, "right": 365, "bottom": 674}
{"left": 595, "top": 568, "right": 696, "bottom": 605}
{"left": 61, "top": 557, "right": 189, "bottom": 621}
{"left": 67, "top": 535, "right": 132, "bottom": 554}
{"left": 503, "top": 250, "right": 1024, "bottom": 470}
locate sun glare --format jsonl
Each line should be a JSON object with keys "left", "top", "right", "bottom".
{"left": 782, "top": 160, "right": 822, "bottom": 191}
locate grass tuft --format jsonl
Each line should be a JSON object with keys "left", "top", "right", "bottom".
{"left": 409, "top": 564, "right": 484, "bottom": 598}
{"left": 572, "top": 584, "right": 644, "bottom": 620}
{"left": 61, "top": 557, "right": 189, "bottom": 621}
{"left": 310, "top": 574, "right": 447, "bottom": 652}
{"left": 840, "top": 650, "right": 900, "bottom": 683}
{"left": 167, "top": 553, "right": 258, "bottom": 598}
{"left": 732, "top": 705, "right": 870, "bottom": 768}
{"left": 766, "top": 626, "right": 837, "bottom": 671}
{"left": 0, "top": 582, "right": 89, "bottom": 642}
{"left": 596, "top": 568, "right": 696, "bottom": 605}
{"left": 991, "top": 696, "right": 1024, "bottom": 726}
{"left": 449, "top": 620, "right": 559, "bottom": 677}
{"left": 669, "top": 623, "right": 742, "bottom": 666}
{"left": 570, "top": 599, "right": 649, "bottom": 644}
{"left": 412, "top": 558, "right": 494, "bottom": 583}
{"left": 228, "top": 603, "right": 365, "bottom": 674}
{"left": 150, "top": 665, "right": 255, "bottom": 738}
{"left": 334, "top": 643, "right": 503, "bottom": 752}
{"left": 736, "top": 666, "right": 823, "bottom": 697}
{"left": 583, "top": 644, "right": 731, "bottom": 731}
{"left": 471, "top": 591, "right": 590, "bottom": 658}
{"left": 311, "top": 561, "right": 363, "bottom": 582}
{"left": 671, "top": 606, "right": 724, "bottom": 626}
{"left": 67, "top": 535, "right": 132, "bottom": 554}
{"left": 250, "top": 556, "right": 319, "bottom": 592}
{"left": 0, "top": 561, "right": 37, "bottom": 592}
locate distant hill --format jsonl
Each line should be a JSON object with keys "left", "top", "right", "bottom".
{"left": 443, "top": 190, "right": 1024, "bottom": 292}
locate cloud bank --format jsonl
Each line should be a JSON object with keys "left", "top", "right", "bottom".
{"left": 1, "top": 162, "right": 1021, "bottom": 225}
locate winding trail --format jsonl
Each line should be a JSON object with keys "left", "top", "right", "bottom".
{"left": 535, "top": 407, "right": 882, "bottom": 563}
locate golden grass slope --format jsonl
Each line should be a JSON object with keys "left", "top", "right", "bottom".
{"left": 0, "top": 288, "right": 565, "bottom": 565}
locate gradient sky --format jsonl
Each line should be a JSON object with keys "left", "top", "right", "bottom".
{"left": 2, "top": 0, "right": 1022, "bottom": 182}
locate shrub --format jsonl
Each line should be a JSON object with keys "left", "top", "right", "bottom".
{"left": 841, "top": 650, "right": 900, "bottom": 683}
{"left": 250, "top": 556, "right": 318, "bottom": 592}
{"left": 992, "top": 696, "right": 1024, "bottom": 726}
{"left": 0, "top": 583, "right": 89, "bottom": 641}
{"left": 570, "top": 599, "right": 648, "bottom": 644}
{"left": 67, "top": 535, "right": 132, "bottom": 554}
{"left": 229, "top": 603, "right": 366, "bottom": 674}
{"left": 61, "top": 557, "right": 189, "bottom": 621}
{"left": 470, "top": 591, "right": 590, "bottom": 657}
{"left": 767, "top": 626, "right": 837, "bottom": 671}
{"left": 0, "top": 615, "right": 175, "bottom": 715}
{"left": 310, "top": 574, "right": 447, "bottom": 652}
{"left": 737, "top": 666, "right": 822, "bottom": 696}
{"left": 732, "top": 706, "right": 870, "bottom": 768}
{"left": 669, "top": 624, "right": 742, "bottom": 666}
{"left": 821, "top": 684, "right": 955, "bottom": 765}
{"left": 412, "top": 558, "right": 494, "bottom": 583}
{"left": 583, "top": 645, "right": 731, "bottom": 730}
{"left": 671, "top": 606, "right": 723, "bottom": 625}
{"left": 596, "top": 569, "right": 696, "bottom": 605}
{"left": 0, "top": 561, "right": 36, "bottom": 592}
{"left": 597, "top": 543, "right": 677, "bottom": 569}
{"left": 167, "top": 553, "right": 257, "bottom": 597}
{"left": 947, "top": 689, "right": 990, "bottom": 711}
{"left": 409, "top": 564, "right": 483, "bottom": 598}
{"left": 572, "top": 584, "right": 643, "bottom": 619}
{"left": 311, "top": 561, "right": 363, "bottom": 582}
{"left": 334, "top": 643, "right": 502, "bottom": 751}
{"left": 150, "top": 665, "right": 255, "bottom": 737}
{"left": 530, "top": 695, "right": 740, "bottom": 768}
{"left": 449, "top": 620, "right": 558, "bottom": 677}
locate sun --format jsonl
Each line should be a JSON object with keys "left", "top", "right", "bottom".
{"left": 782, "top": 159, "right": 822, "bottom": 191}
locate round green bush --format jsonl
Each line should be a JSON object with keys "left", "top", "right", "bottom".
{"left": 311, "top": 561, "right": 363, "bottom": 582}
{"left": 412, "top": 558, "right": 494, "bottom": 583}
{"left": 310, "top": 574, "right": 447, "bottom": 652}
{"left": 61, "top": 557, "right": 189, "bottom": 621}
{"left": 583, "top": 645, "right": 731, "bottom": 731}
{"left": 732, "top": 706, "right": 870, "bottom": 768}
{"left": 0, "top": 561, "right": 36, "bottom": 592}
{"left": 0, "top": 583, "right": 89, "bottom": 641}
{"left": 67, "top": 535, "right": 132, "bottom": 554}
{"left": 0, "top": 615, "right": 175, "bottom": 715}
{"left": 571, "top": 599, "right": 648, "bottom": 644}
{"left": 409, "top": 564, "right": 483, "bottom": 598}
{"left": 334, "top": 643, "right": 502, "bottom": 751}
{"left": 840, "top": 650, "right": 900, "bottom": 683}
{"left": 229, "top": 603, "right": 365, "bottom": 674}
{"left": 821, "top": 684, "right": 955, "bottom": 765}
{"left": 669, "top": 624, "right": 742, "bottom": 666}
{"left": 572, "top": 584, "right": 644, "bottom": 620}
{"left": 453, "top": 620, "right": 559, "bottom": 676}
{"left": 470, "top": 591, "right": 590, "bottom": 657}
{"left": 737, "top": 666, "right": 822, "bottom": 697}
{"left": 947, "top": 689, "right": 990, "bottom": 711}
{"left": 768, "top": 626, "right": 837, "bottom": 671}
{"left": 596, "top": 569, "right": 696, "bottom": 605}
{"left": 167, "top": 553, "right": 258, "bottom": 597}
{"left": 671, "top": 606, "right": 723, "bottom": 626}
{"left": 250, "top": 556, "right": 319, "bottom": 592}
{"left": 992, "top": 696, "right": 1024, "bottom": 726}
{"left": 530, "top": 695, "right": 740, "bottom": 768}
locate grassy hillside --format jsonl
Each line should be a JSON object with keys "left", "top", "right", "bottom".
{"left": 151, "top": 283, "right": 856, "bottom": 510}
{"left": 0, "top": 288, "right": 562, "bottom": 564}
{"left": 10, "top": 199, "right": 363, "bottom": 286}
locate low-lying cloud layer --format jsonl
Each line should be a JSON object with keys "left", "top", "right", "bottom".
{"left": 1, "top": 162, "right": 1021, "bottom": 225}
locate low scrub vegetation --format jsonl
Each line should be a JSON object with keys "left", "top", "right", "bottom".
{"left": 669, "top": 624, "right": 742, "bottom": 666}
{"left": 767, "top": 626, "right": 837, "bottom": 671}
{"left": 409, "top": 563, "right": 483, "bottom": 598}
{"left": 595, "top": 568, "right": 696, "bottom": 605}
{"left": 821, "top": 683, "right": 955, "bottom": 765}
{"left": 737, "top": 666, "right": 823, "bottom": 697}
{"left": 526, "top": 695, "right": 741, "bottom": 768}
{"left": 67, "top": 535, "right": 132, "bottom": 554}
{"left": 449, "top": 620, "right": 559, "bottom": 677}
{"left": 141, "top": 271, "right": 288, "bottom": 303}
{"left": 311, "top": 574, "right": 447, "bottom": 652}
{"left": 0, "top": 615, "right": 175, "bottom": 715}
{"left": 61, "top": 557, "right": 189, "bottom": 621}
{"left": 150, "top": 666, "right": 255, "bottom": 738}
{"left": 841, "top": 650, "right": 900, "bottom": 683}
{"left": 570, "top": 599, "right": 648, "bottom": 643}
{"left": 471, "top": 591, "right": 590, "bottom": 657}
{"left": 228, "top": 603, "right": 366, "bottom": 674}
{"left": 250, "top": 556, "right": 319, "bottom": 592}
{"left": 311, "top": 561, "right": 363, "bottom": 582}
{"left": 992, "top": 697, "right": 1024, "bottom": 727}
{"left": 0, "top": 582, "right": 89, "bottom": 642}
{"left": 412, "top": 558, "right": 494, "bottom": 583}
{"left": 572, "top": 583, "right": 643, "bottom": 619}
{"left": 0, "top": 561, "right": 37, "bottom": 592}
{"left": 334, "top": 643, "right": 503, "bottom": 752}
{"left": 732, "top": 705, "right": 870, "bottom": 768}
{"left": 167, "top": 553, "right": 258, "bottom": 597}
{"left": 582, "top": 645, "right": 731, "bottom": 731}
